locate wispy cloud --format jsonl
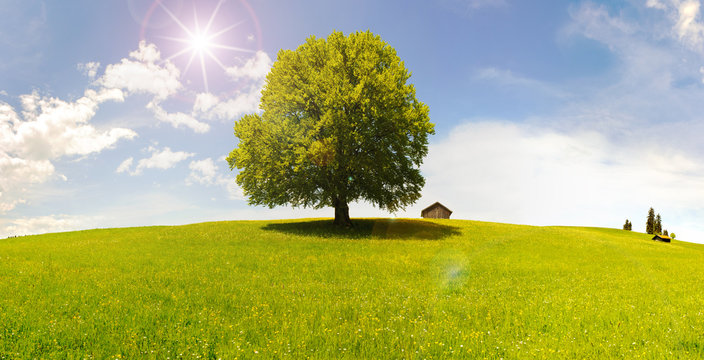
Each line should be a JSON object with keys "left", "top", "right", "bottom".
{"left": 648, "top": 0, "right": 704, "bottom": 51}
{"left": 118, "top": 146, "right": 194, "bottom": 176}
{"left": 77, "top": 61, "right": 100, "bottom": 79}
{"left": 148, "top": 100, "right": 209, "bottom": 133}
{"left": 225, "top": 51, "right": 272, "bottom": 81}
{"left": 115, "top": 157, "right": 134, "bottom": 174}
{"left": 441, "top": 0, "right": 508, "bottom": 15}
{"left": 474, "top": 67, "right": 570, "bottom": 99}
{"left": 187, "top": 158, "right": 244, "bottom": 200}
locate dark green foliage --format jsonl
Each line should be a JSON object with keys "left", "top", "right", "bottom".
{"left": 655, "top": 214, "right": 662, "bottom": 235}
{"left": 663, "top": 229, "right": 669, "bottom": 236}
{"left": 623, "top": 219, "right": 632, "bottom": 231}
{"left": 227, "top": 31, "right": 434, "bottom": 226}
{"left": 646, "top": 207, "right": 655, "bottom": 234}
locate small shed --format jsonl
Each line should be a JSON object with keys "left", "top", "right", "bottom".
{"left": 421, "top": 202, "right": 452, "bottom": 219}
{"left": 652, "top": 234, "right": 671, "bottom": 243}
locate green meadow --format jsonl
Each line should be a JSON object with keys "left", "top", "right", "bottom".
{"left": 2, "top": 219, "right": 704, "bottom": 359}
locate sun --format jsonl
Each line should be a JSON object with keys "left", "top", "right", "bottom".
{"left": 190, "top": 32, "right": 211, "bottom": 53}
{"left": 156, "top": 0, "right": 254, "bottom": 92}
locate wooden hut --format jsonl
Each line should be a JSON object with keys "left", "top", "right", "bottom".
{"left": 421, "top": 202, "right": 452, "bottom": 219}
{"left": 652, "top": 234, "right": 671, "bottom": 243}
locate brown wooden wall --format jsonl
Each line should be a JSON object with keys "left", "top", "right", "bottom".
{"left": 422, "top": 207, "right": 451, "bottom": 219}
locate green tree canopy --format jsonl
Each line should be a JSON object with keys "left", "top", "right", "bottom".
{"left": 227, "top": 31, "right": 434, "bottom": 226}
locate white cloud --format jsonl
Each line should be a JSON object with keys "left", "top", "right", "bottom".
{"left": 187, "top": 158, "right": 218, "bottom": 185}
{"left": 192, "top": 89, "right": 261, "bottom": 121}
{"left": 0, "top": 153, "right": 54, "bottom": 212}
{"left": 647, "top": 0, "right": 704, "bottom": 51}
{"left": 125, "top": 146, "right": 194, "bottom": 176}
{"left": 0, "top": 88, "right": 135, "bottom": 212}
{"left": 0, "top": 214, "right": 100, "bottom": 238}
{"left": 411, "top": 121, "right": 704, "bottom": 243}
{"left": 189, "top": 51, "right": 271, "bottom": 121}
{"left": 676, "top": 0, "right": 704, "bottom": 48}
{"left": 555, "top": 1, "right": 704, "bottom": 137}
{"left": 224, "top": 51, "right": 272, "bottom": 81}
{"left": 116, "top": 157, "right": 133, "bottom": 173}
{"left": 1, "top": 89, "right": 133, "bottom": 160}
{"left": 99, "top": 41, "right": 181, "bottom": 100}
{"left": 148, "top": 100, "right": 210, "bottom": 133}
{"left": 193, "top": 92, "right": 220, "bottom": 113}
{"left": 187, "top": 157, "right": 244, "bottom": 200}
{"left": 77, "top": 61, "right": 100, "bottom": 78}
{"left": 646, "top": 0, "right": 667, "bottom": 10}
{"left": 192, "top": 51, "right": 272, "bottom": 120}
{"left": 190, "top": 51, "right": 272, "bottom": 121}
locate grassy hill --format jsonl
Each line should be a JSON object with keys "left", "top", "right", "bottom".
{"left": 2, "top": 218, "right": 704, "bottom": 359}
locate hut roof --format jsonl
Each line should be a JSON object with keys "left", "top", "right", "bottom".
{"left": 652, "top": 234, "right": 672, "bottom": 241}
{"left": 421, "top": 202, "right": 452, "bottom": 215}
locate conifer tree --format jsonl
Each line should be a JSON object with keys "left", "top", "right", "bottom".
{"left": 663, "top": 229, "right": 669, "bottom": 236}
{"left": 655, "top": 214, "right": 662, "bottom": 235}
{"left": 623, "top": 219, "right": 632, "bottom": 231}
{"left": 646, "top": 207, "right": 655, "bottom": 234}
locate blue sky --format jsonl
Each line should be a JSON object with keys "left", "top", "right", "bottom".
{"left": 3, "top": 0, "right": 704, "bottom": 242}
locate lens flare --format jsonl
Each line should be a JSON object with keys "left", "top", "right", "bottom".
{"left": 155, "top": 0, "right": 255, "bottom": 92}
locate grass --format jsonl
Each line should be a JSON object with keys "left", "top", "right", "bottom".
{"left": 2, "top": 218, "right": 704, "bottom": 358}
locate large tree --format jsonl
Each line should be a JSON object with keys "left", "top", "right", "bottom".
{"left": 655, "top": 213, "right": 662, "bottom": 235}
{"left": 227, "top": 31, "right": 434, "bottom": 226}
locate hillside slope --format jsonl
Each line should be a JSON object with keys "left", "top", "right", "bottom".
{"left": 1, "top": 219, "right": 703, "bottom": 358}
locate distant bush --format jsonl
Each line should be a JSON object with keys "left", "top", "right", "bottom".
{"left": 622, "top": 219, "right": 632, "bottom": 231}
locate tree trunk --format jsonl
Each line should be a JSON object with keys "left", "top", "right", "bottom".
{"left": 333, "top": 198, "right": 352, "bottom": 227}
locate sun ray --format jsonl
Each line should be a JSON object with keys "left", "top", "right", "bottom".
{"left": 163, "top": 47, "right": 193, "bottom": 63}
{"left": 157, "top": 35, "right": 192, "bottom": 44}
{"left": 209, "top": 44, "right": 256, "bottom": 53}
{"left": 206, "top": 21, "right": 243, "bottom": 40}
{"left": 205, "top": 49, "right": 228, "bottom": 72}
{"left": 193, "top": 4, "right": 200, "bottom": 35}
{"left": 157, "top": 1, "right": 194, "bottom": 38}
{"left": 199, "top": 52, "right": 209, "bottom": 92}
{"left": 204, "top": 0, "right": 224, "bottom": 34}
{"left": 183, "top": 51, "right": 198, "bottom": 77}
{"left": 155, "top": 1, "right": 254, "bottom": 91}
